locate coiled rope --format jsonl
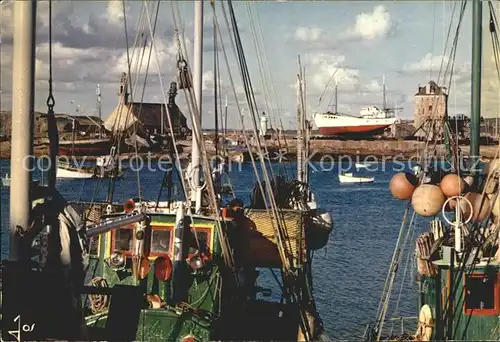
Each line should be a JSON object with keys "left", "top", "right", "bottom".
{"left": 88, "top": 277, "right": 109, "bottom": 314}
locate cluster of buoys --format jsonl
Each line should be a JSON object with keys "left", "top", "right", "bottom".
{"left": 389, "top": 171, "right": 492, "bottom": 221}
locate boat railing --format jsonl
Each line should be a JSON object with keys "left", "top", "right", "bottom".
{"left": 363, "top": 316, "right": 418, "bottom": 341}
{"left": 386, "top": 316, "right": 418, "bottom": 336}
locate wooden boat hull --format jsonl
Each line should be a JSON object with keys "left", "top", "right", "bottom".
{"left": 40, "top": 138, "right": 112, "bottom": 156}
{"left": 318, "top": 124, "right": 392, "bottom": 136}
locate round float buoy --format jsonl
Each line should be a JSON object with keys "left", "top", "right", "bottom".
{"left": 389, "top": 172, "right": 419, "bottom": 200}
{"left": 154, "top": 256, "right": 173, "bottom": 281}
{"left": 460, "top": 192, "right": 491, "bottom": 222}
{"left": 411, "top": 184, "right": 446, "bottom": 217}
{"left": 439, "top": 174, "right": 465, "bottom": 197}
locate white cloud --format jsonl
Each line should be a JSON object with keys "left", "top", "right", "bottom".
{"left": 342, "top": 5, "right": 392, "bottom": 42}
{"left": 106, "top": 0, "right": 124, "bottom": 25}
{"left": 304, "top": 53, "right": 360, "bottom": 93}
{"left": 403, "top": 53, "right": 449, "bottom": 73}
{"left": 293, "top": 26, "right": 324, "bottom": 42}
{"left": 402, "top": 53, "right": 471, "bottom": 87}
{"left": 365, "top": 79, "right": 383, "bottom": 93}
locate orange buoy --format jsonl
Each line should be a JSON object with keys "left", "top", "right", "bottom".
{"left": 460, "top": 192, "right": 491, "bottom": 222}
{"left": 389, "top": 172, "right": 419, "bottom": 200}
{"left": 154, "top": 256, "right": 173, "bottom": 281}
{"left": 411, "top": 184, "right": 446, "bottom": 217}
{"left": 439, "top": 174, "right": 465, "bottom": 197}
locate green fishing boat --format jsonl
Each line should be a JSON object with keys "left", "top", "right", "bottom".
{"left": 1, "top": 1, "right": 333, "bottom": 341}
{"left": 366, "top": 0, "right": 500, "bottom": 340}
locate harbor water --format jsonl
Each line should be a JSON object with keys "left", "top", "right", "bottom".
{"left": 0, "top": 159, "right": 425, "bottom": 339}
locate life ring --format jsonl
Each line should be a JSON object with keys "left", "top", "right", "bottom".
{"left": 441, "top": 195, "right": 473, "bottom": 225}
{"left": 415, "top": 304, "right": 434, "bottom": 341}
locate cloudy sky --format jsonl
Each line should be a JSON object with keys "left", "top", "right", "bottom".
{"left": 0, "top": 0, "right": 490, "bottom": 130}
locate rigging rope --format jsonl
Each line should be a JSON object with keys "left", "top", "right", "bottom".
{"left": 245, "top": 2, "right": 290, "bottom": 177}
{"left": 217, "top": 0, "right": 296, "bottom": 271}
{"left": 166, "top": 0, "right": 237, "bottom": 269}
{"left": 122, "top": 0, "right": 145, "bottom": 204}
{"left": 45, "top": 0, "right": 58, "bottom": 191}
{"left": 225, "top": 1, "right": 276, "bottom": 177}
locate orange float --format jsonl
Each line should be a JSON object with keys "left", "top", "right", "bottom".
{"left": 411, "top": 184, "right": 446, "bottom": 217}
{"left": 439, "top": 174, "right": 465, "bottom": 197}
{"left": 389, "top": 172, "right": 419, "bottom": 200}
{"left": 154, "top": 256, "right": 173, "bottom": 281}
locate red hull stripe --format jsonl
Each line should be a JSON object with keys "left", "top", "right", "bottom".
{"left": 319, "top": 124, "right": 391, "bottom": 135}
{"left": 59, "top": 146, "right": 109, "bottom": 155}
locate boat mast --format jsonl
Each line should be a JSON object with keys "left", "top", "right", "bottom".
{"left": 334, "top": 78, "right": 338, "bottom": 113}
{"left": 10, "top": 0, "right": 37, "bottom": 260}
{"left": 382, "top": 74, "right": 386, "bottom": 110}
{"left": 97, "top": 84, "right": 102, "bottom": 138}
{"left": 191, "top": 0, "right": 204, "bottom": 212}
{"left": 224, "top": 94, "right": 228, "bottom": 143}
{"left": 470, "top": 0, "right": 482, "bottom": 162}
{"left": 302, "top": 66, "right": 309, "bottom": 185}
{"left": 296, "top": 57, "right": 304, "bottom": 183}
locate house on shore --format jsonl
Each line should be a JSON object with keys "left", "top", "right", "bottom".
{"left": 104, "top": 73, "right": 190, "bottom": 139}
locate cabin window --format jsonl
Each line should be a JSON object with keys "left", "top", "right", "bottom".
{"left": 113, "top": 226, "right": 134, "bottom": 254}
{"left": 150, "top": 228, "right": 173, "bottom": 256}
{"left": 464, "top": 272, "right": 500, "bottom": 315}
{"left": 191, "top": 227, "right": 212, "bottom": 257}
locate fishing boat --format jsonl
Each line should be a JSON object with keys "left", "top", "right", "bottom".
{"left": 339, "top": 172, "right": 374, "bottom": 184}
{"left": 2, "top": 1, "right": 332, "bottom": 341}
{"left": 366, "top": 1, "right": 500, "bottom": 340}
{"left": 1, "top": 172, "right": 42, "bottom": 187}
{"left": 56, "top": 87, "right": 124, "bottom": 179}
{"left": 56, "top": 160, "right": 124, "bottom": 179}
{"left": 56, "top": 138, "right": 111, "bottom": 156}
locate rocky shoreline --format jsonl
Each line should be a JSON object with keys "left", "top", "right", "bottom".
{"left": 0, "top": 139, "right": 498, "bottom": 161}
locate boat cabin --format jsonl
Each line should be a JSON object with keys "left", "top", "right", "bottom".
{"left": 418, "top": 250, "right": 500, "bottom": 340}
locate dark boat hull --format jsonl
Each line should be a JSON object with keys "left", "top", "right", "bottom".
{"left": 40, "top": 138, "right": 112, "bottom": 156}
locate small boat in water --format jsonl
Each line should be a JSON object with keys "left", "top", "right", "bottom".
{"left": 355, "top": 163, "right": 370, "bottom": 169}
{"left": 1, "top": 173, "right": 10, "bottom": 186}
{"left": 1, "top": 173, "right": 41, "bottom": 186}
{"left": 57, "top": 159, "right": 124, "bottom": 179}
{"left": 338, "top": 172, "right": 374, "bottom": 183}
